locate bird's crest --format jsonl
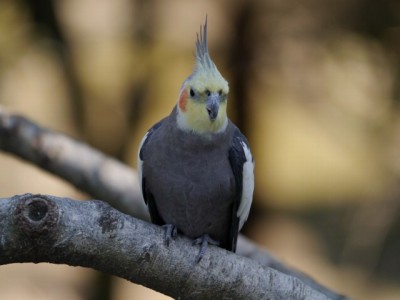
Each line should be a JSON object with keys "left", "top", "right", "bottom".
{"left": 189, "top": 17, "right": 228, "bottom": 92}
{"left": 176, "top": 17, "right": 229, "bottom": 135}
{"left": 195, "top": 17, "right": 214, "bottom": 73}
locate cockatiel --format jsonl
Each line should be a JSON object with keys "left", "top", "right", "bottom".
{"left": 138, "top": 18, "right": 254, "bottom": 262}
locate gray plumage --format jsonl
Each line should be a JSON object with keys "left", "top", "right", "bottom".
{"left": 138, "top": 18, "right": 254, "bottom": 258}
{"left": 139, "top": 107, "right": 252, "bottom": 252}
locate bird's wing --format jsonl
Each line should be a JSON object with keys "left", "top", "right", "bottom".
{"left": 228, "top": 129, "right": 254, "bottom": 251}
{"left": 137, "top": 120, "right": 165, "bottom": 225}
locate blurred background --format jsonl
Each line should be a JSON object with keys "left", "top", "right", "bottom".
{"left": 0, "top": 0, "right": 399, "bottom": 299}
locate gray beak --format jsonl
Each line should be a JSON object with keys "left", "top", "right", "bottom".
{"left": 206, "top": 93, "right": 220, "bottom": 121}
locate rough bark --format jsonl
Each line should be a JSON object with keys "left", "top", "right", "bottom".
{"left": 0, "top": 106, "right": 347, "bottom": 299}
{"left": 0, "top": 194, "right": 338, "bottom": 300}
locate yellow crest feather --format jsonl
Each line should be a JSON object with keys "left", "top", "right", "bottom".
{"left": 176, "top": 17, "right": 229, "bottom": 135}
{"left": 190, "top": 17, "right": 229, "bottom": 94}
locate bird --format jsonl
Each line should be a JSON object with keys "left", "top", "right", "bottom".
{"left": 138, "top": 17, "right": 254, "bottom": 262}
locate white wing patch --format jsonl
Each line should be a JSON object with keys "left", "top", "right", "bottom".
{"left": 137, "top": 131, "right": 150, "bottom": 196}
{"left": 237, "top": 140, "right": 254, "bottom": 230}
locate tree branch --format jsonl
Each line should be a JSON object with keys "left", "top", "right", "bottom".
{"left": 0, "top": 106, "right": 347, "bottom": 299}
{"left": 1, "top": 194, "right": 335, "bottom": 299}
{"left": 0, "top": 106, "right": 148, "bottom": 220}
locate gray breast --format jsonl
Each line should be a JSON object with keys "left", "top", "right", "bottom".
{"left": 143, "top": 116, "right": 236, "bottom": 241}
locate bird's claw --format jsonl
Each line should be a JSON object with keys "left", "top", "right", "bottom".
{"left": 162, "top": 224, "right": 177, "bottom": 247}
{"left": 193, "top": 234, "right": 220, "bottom": 263}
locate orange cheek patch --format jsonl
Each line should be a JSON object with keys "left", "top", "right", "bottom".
{"left": 179, "top": 90, "right": 188, "bottom": 112}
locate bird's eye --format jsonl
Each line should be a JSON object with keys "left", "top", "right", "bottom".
{"left": 218, "top": 90, "right": 223, "bottom": 96}
{"left": 205, "top": 90, "right": 211, "bottom": 97}
{"left": 190, "top": 88, "right": 195, "bottom": 97}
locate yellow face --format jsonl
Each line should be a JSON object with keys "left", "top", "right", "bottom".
{"left": 177, "top": 77, "right": 229, "bottom": 135}
{"left": 179, "top": 18, "right": 230, "bottom": 135}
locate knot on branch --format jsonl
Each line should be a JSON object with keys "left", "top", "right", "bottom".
{"left": 14, "top": 194, "right": 59, "bottom": 243}
{"left": 96, "top": 200, "right": 125, "bottom": 237}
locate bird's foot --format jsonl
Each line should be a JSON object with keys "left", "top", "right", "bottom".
{"left": 192, "top": 234, "right": 220, "bottom": 263}
{"left": 162, "top": 224, "right": 177, "bottom": 247}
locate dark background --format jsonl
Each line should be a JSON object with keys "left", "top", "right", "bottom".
{"left": 0, "top": 0, "right": 399, "bottom": 299}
